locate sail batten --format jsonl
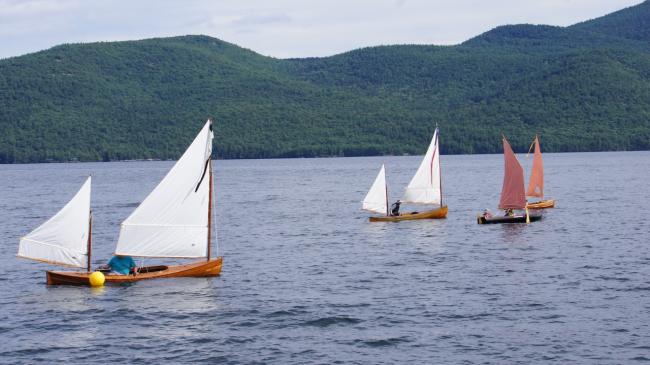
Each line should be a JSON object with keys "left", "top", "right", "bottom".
{"left": 402, "top": 128, "right": 441, "bottom": 205}
{"left": 363, "top": 164, "right": 388, "bottom": 215}
{"left": 17, "top": 177, "right": 91, "bottom": 268}
{"left": 115, "top": 120, "right": 214, "bottom": 258}
{"left": 498, "top": 137, "right": 526, "bottom": 210}
{"left": 20, "top": 237, "right": 88, "bottom": 253}
{"left": 119, "top": 223, "right": 208, "bottom": 228}
{"left": 526, "top": 136, "right": 544, "bottom": 198}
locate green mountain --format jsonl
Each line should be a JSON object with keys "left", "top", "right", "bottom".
{"left": 1, "top": 1, "right": 650, "bottom": 163}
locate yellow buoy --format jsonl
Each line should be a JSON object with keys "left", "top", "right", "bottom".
{"left": 89, "top": 271, "right": 105, "bottom": 287}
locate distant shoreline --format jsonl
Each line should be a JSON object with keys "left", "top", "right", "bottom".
{"left": 2, "top": 149, "right": 649, "bottom": 166}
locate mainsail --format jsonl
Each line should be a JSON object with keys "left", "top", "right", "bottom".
{"left": 18, "top": 177, "right": 91, "bottom": 268}
{"left": 362, "top": 164, "right": 388, "bottom": 215}
{"left": 526, "top": 135, "right": 544, "bottom": 198}
{"left": 402, "top": 128, "right": 442, "bottom": 205}
{"left": 115, "top": 120, "right": 214, "bottom": 258}
{"left": 498, "top": 137, "right": 526, "bottom": 210}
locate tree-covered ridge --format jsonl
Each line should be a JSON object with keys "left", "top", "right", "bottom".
{"left": 1, "top": 2, "right": 649, "bottom": 163}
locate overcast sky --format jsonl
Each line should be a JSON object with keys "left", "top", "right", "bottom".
{"left": 0, "top": 0, "right": 643, "bottom": 60}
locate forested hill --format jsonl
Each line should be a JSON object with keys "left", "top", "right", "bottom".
{"left": 1, "top": 2, "right": 650, "bottom": 163}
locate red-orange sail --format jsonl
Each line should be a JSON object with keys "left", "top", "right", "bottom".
{"left": 498, "top": 137, "right": 526, "bottom": 210}
{"left": 526, "top": 136, "right": 544, "bottom": 198}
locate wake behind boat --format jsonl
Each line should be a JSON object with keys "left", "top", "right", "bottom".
{"left": 18, "top": 120, "right": 223, "bottom": 285}
{"left": 363, "top": 127, "right": 448, "bottom": 222}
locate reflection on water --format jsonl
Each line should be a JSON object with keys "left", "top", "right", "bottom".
{"left": 498, "top": 222, "right": 528, "bottom": 243}
{"left": 90, "top": 286, "right": 106, "bottom": 296}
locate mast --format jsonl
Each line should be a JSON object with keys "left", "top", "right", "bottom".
{"left": 87, "top": 212, "right": 92, "bottom": 272}
{"left": 385, "top": 172, "right": 389, "bottom": 216}
{"left": 437, "top": 129, "right": 443, "bottom": 207}
{"left": 207, "top": 159, "right": 213, "bottom": 261}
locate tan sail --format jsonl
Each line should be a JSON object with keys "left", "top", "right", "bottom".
{"left": 498, "top": 137, "right": 526, "bottom": 210}
{"left": 526, "top": 135, "right": 544, "bottom": 198}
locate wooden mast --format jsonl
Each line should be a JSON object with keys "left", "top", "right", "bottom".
{"left": 385, "top": 168, "right": 389, "bottom": 216}
{"left": 437, "top": 129, "right": 443, "bottom": 207}
{"left": 86, "top": 212, "right": 92, "bottom": 272}
{"left": 207, "top": 159, "right": 213, "bottom": 261}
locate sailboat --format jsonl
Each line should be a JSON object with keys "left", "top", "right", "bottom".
{"left": 18, "top": 120, "right": 223, "bottom": 285}
{"left": 477, "top": 136, "right": 542, "bottom": 224}
{"left": 525, "top": 135, "right": 555, "bottom": 209}
{"left": 363, "top": 128, "right": 448, "bottom": 222}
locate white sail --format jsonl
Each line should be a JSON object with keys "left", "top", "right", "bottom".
{"left": 402, "top": 128, "right": 442, "bottom": 205}
{"left": 115, "top": 120, "right": 214, "bottom": 258}
{"left": 18, "top": 177, "right": 91, "bottom": 268}
{"left": 362, "top": 164, "right": 388, "bottom": 215}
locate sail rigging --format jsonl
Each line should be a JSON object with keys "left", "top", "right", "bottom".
{"left": 17, "top": 177, "right": 91, "bottom": 268}
{"left": 115, "top": 120, "right": 214, "bottom": 258}
{"left": 526, "top": 135, "right": 544, "bottom": 198}
{"left": 498, "top": 137, "right": 526, "bottom": 210}
{"left": 363, "top": 164, "right": 388, "bottom": 215}
{"left": 402, "top": 128, "right": 442, "bottom": 205}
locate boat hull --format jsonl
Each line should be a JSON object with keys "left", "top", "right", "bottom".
{"left": 477, "top": 212, "right": 542, "bottom": 224}
{"left": 46, "top": 257, "right": 223, "bottom": 285}
{"left": 527, "top": 199, "right": 555, "bottom": 209}
{"left": 369, "top": 205, "right": 448, "bottom": 222}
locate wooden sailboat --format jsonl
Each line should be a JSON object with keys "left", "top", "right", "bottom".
{"left": 477, "top": 136, "right": 542, "bottom": 224}
{"left": 525, "top": 135, "right": 555, "bottom": 209}
{"left": 363, "top": 128, "right": 448, "bottom": 222}
{"left": 19, "top": 120, "right": 222, "bottom": 285}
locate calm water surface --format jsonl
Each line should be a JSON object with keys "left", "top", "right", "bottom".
{"left": 0, "top": 152, "right": 649, "bottom": 364}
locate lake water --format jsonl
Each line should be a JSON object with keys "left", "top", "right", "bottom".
{"left": 1, "top": 152, "right": 649, "bottom": 364}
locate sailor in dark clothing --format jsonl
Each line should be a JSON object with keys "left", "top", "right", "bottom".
{"left": 390, "top": 200, "right": 401, "bottom": 216}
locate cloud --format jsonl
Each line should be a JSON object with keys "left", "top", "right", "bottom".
{"left": 0, "top": 0, "right": 78, "bottom": 18}
{"left": 0, "top": 0, "right": 645, "bottom": 59}
{"left": 230, "top": 13, "right": 292, "bottom": 27}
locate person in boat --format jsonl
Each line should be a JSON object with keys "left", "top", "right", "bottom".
{"left": 505, "top": 208, "right": 515, "bottom": 217}
{"left": 483, "top": 209, "right": 493, "bottom": 218}
{"left": 390, "top": 200, "right": 401, "bottom": 216}
{"left": 107, "top": 255, "right": 137, "bottom": 275}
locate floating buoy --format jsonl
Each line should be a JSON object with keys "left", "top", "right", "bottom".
{"left": 89, "top": 271, "right": 105, "bottom": 287}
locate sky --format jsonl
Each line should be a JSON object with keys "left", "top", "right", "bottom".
{"left": 0, "top": 0, "right": 644, "bottom": 60}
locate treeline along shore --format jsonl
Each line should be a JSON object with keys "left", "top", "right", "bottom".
{"left": 1, "top": 1, "right": 650, "bottom": 163}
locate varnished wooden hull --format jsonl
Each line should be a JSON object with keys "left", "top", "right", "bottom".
{"left": 369, "top": 205, "right": 448, "bottom": 222}
{"left": 477, "top": 212, "right": 542, "bottom": 224}
{"left": 46, "top": 257, "right": 223, "bottom": 286}
{"left": 526, "top": 199, "right": 555, "bottom": 209}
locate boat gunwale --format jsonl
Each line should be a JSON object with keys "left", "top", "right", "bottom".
{"left": 369, "top": 205, "right": 448, "bottom": 222}
{"left": 46, "top": 256, "right": 223, "bottom": 285}
{"left": 477, "top": 213, "right": 542, "bottom": 224}
{"left": 526, "top": 199, "right": 556, "bottom": 209}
